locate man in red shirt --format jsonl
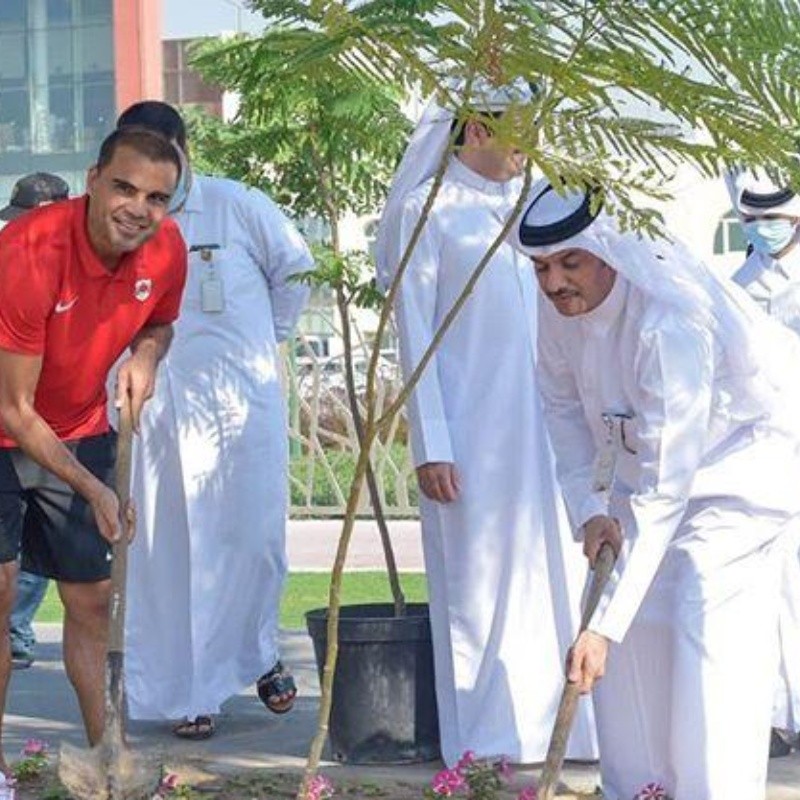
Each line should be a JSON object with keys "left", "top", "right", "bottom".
{"left": 0, "top": 126, "right": 187, "bottom": 772}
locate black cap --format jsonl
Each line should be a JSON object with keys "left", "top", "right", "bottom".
{"left": 0, "top": 173, "right": 70, "bottom": 221}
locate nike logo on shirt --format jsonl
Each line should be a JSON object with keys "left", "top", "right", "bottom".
{"left": 54, "top": 297, "right": 78, "bottom": 313}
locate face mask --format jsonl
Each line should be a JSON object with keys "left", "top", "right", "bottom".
{"left": 168, "top": 145, "right": 192, "bottom": 215}
{"left": 742, "top": 218, "right": 798, "bottom": 256}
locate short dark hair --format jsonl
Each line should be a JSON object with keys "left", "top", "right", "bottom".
{"left": 117, "top": 101, "right": 187, "bottom": 151}
{"left": 450, "top": 111, "right": 504, "bottom": 147}
{"left": 96, "top": 127, "right": 181, "bottom": 176}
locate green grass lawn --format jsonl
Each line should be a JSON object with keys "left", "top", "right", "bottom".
{"left": 34, "top": 571, "right": 428, "bottom": 631}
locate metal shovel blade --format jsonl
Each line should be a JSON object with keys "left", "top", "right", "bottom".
{"left": 58, "top": 738, "right": 159, "bottom": 800}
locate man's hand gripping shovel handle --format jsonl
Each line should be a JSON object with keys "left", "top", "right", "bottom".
{"left": 537, "top": 542, "right": 617, "bottom": 800}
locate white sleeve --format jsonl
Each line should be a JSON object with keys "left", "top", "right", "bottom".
{"left": 242, "top": 187, "right": 314, "bottom": 343}
{"left": 537, "top": 305, "right": 608, "bottom": 536}
{"left": 589, "top": 316, "right": 714, "bottom": 643}
{"left": 394, "top": 195, "right": 453, "bottom": 466}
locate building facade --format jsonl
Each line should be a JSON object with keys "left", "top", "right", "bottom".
{"left": 0, "top": 0, "right": 161, "bottom": 204}
{"left": 163, "top": 37, "right": 223, "bottom": 117}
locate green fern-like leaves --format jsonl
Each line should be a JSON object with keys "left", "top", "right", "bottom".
{"left": 220, "top": 0, "right": 800, "bottom": 213}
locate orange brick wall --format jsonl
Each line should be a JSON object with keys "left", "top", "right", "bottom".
{"left": 113, "top": 0, "right": 163, "bottom": 112}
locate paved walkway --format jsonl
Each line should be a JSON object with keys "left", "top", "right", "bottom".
{"left": 6, "top": 522, "right": 800, "bottom": 797}
{"left": 7, "top": 624, "right": 800, "bottom": 799}
{"left": 286, "top": 518, "right": 424, "bottom": 571}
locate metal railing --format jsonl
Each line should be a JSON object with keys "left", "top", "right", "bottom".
{"left": 283, "top": 310, "right": 419, "bottom": 518}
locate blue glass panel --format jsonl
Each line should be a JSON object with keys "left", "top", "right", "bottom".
{"left": 0, "top": 0, "right": 26, "bottom": 27}
{"left": 83, "top": 81, "right": 114, "bottom": 150}
{"left": 47, "top": 0, "right": 72, "bottom": 24}
{"left": 79, "top": 0, "right": 113, "bottom": 21}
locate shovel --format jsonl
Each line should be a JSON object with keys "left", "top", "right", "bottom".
{"left": 59, "top": 395, "right": 160, "bottom": 800}
{"left": 537, "top": 542, "right": 617, "bottom": 800}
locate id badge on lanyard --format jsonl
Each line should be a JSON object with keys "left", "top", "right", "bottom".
{"left": 190, "top": 244, "right": 225, "bottom": 313}
{"left": 592, "top": 411, "right": 635, "bottom": 492}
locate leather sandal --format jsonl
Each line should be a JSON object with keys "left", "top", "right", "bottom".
{"left": 172, "top": 715, "right": 215, "bottom": 740}
{"left": 256, "top": 661, "right": 297, "bottom": 714}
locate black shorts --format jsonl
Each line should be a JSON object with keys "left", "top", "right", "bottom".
{"left": 0, "top": 431, "right": 116, "bottom": 582}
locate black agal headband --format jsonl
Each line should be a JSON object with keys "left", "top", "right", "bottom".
{"left": 518, "top": 184, "right": 603, "bottom": 247}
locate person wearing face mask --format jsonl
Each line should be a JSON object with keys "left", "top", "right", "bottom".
{"left": 726, "top": 169, "right": 800, "bottom": 758}
{"left": 510, "top": 179, "right": 800, "bottom": 800}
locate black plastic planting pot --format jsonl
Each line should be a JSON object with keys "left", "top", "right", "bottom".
{"left": 305, "top": 602, "right": 440, "bottom": 764}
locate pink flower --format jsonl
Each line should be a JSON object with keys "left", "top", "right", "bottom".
{"left": 496, "top": 756, "right": 514, "bottom": 783}
{"left": 305, "top": 774, "right": 334, "bottom": 800}
{"left": 431, "top": 767, "right": 467, "bottom": 796}
{"left": 455, "top": 750, "right": 476, "bottom": 775}
{"left": 21, "top": 739, "right": 47, "bottom": 757}
{"left": 634, "top": 783, "right": 668, "bottom": 800}
{"left": 155, "top": 773, "right": 180, "bottom": 796}
{"left": 517, "top": 786, "right": 538, "bottom": 800}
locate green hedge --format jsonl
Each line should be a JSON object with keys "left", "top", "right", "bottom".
{"left": 289, "top": 444, "right": 419, "bottom": 509}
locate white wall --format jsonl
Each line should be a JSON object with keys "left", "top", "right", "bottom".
{"left": 657, "top": 165, "right": 745, "bottom": 278}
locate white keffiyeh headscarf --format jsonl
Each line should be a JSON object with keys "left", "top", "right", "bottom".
{"left": 511, "top": 179, "right": 800, "bottom": 407}
{"left": 724, "top": 168, "right": 800, "bottom": 219}
{"left": 374, "top": 78, "right": 533, "bottom": 291}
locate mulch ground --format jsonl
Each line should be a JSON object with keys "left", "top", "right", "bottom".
{"left": 13, "top": 761, "right": 600, "bottom": 799}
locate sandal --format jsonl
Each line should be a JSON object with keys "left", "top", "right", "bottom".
{"left": 256, "top": 660, "right": 297, "bottom": 715}
{"left": 172, "top": 715, "right": 215, "bottom": 740}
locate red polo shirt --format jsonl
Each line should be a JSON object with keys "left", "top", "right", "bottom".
{"left": 0, "top": 196, "right": 187, "bottom": 446}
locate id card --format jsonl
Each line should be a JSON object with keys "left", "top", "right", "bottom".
{"left": 201, "top": 274, "right": 225, "bottom": 313}
{"left": 192, "top": 244, "right": 225, "bottom": 313}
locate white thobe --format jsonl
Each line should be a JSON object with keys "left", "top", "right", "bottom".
{"left": 125, "top": 175, "right": 312, "bottom": 720}
{"left": 394, "top": 158, "right": 597, "bottom": 766}
{"left": 538, "top": 274, "right": 800, "bottom": 800}
{"left": 732, "top": 245, "right": 800, "bottom": 735}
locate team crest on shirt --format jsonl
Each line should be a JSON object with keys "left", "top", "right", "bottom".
{"left": 134, "top": 278, "right": 152, "bottom": 302}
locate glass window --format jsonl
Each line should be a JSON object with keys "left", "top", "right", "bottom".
{"left": 0, "top": 90, "right": 30, "bottom": 150}
{"left": 164, "top": 73, "right": 181, "bottom": 104}
{"left": 47, "top": 25, "right": 73, "bottom": 78}
{"left": 0, "top": 31, "right": 27, "bottom": 79}
{"left": 713, "top": 210, "right": 748, "bottom": 255}
{"left": 83, "top": 81, "right": 114, "bottom": 149}
{"left": 79, "top": 0, "right": 112, "bottom": 21}
{"left": 80, "top": 21, "right": 113, "bottom": 76}
{"left": 49, "top": 85, "right": 75, "bottom": 151}
{"left": 181, "top": 70, "right": 222, "bottom": 104}
{"left": 164, "top": 41, "right": 179, "bottom": 71}
{"left": 47, "top": 0, "right": 72, "bottom": 24}
{"left": 0, "top": 0, "right": 26, "bottom": 27}
{"left": 728, "top": 220, "right": 748, "bottom": 252}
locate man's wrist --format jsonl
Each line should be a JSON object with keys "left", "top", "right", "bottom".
{"left": 130, "top": 324, "right": 173, "bottom": 365}
{"left": 75, "top": 471, "right": 109, "bottom": 506}
{"left": 130, "top": 337, "right": 161, "bottom": 366}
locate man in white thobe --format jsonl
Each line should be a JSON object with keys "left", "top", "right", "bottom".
{"left": 726, "top": 169, "right": 800, "bottom": 756}
{"left": 510, "top": 180, "right": 800, "bottom": 800}
{"left": 116, "top": 102, "right": 312, "bottom": 736}
{"left": 374, "top": 86, "right": 597, "bottom": 766}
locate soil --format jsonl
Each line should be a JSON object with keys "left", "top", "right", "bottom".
{"left": 12, "top": 761, "right": 600, "bottom": 799}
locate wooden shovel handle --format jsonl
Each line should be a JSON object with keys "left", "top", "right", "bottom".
{"left": 108, "top": 394, "right": 134, "bottom": 656}
{"left": 538, "top": 543, "right": 616, "bottom": 800}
